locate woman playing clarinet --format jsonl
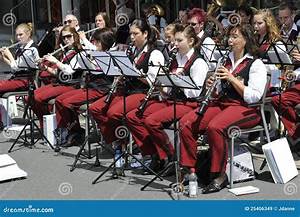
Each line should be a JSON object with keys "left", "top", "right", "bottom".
{"left": 179, "top": 24, "right": 267, "bottom": 194}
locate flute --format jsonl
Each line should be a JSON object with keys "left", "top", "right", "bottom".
{"left": 48, "top": 43, "right": 72, "bottom": 56}
{"left": 83, "top": 26, "right": 101, "bottom": 35}
{"left": 1, "top": 41, "right": 21, "bottom": 49}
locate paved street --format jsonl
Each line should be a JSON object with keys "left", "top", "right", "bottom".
{"left": 0, "top": 130, "right": 299, "bottom": 200}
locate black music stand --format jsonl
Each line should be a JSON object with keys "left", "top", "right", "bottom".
{"left": 92, "top": 51, "right": 164, "bottom": 183}
{"left": 140, "top": 68, "right": 202, "bottom": 198}
{"left": 8, "top": 49, "right": 55, "bottom": 152}
{"left": 259, "top": 43, "right": 293, "bottom": 169}
{"left": 69, "top": 50, "right": 114, "bottom": 171}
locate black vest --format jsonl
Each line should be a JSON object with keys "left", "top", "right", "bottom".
{"left": 169, "top": 52, "right": 201, "bottom": 100}
{"left": 127, "top": 47, "right": 155, "bottom": 92}
{"left": 221, "top": 58, "right": 256, "bottom": 101}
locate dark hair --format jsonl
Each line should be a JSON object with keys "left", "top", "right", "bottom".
{"left": 227, "top": 24, "right": 259, "bottom": 57}
{"left": 92, "top": 28, "right": 115, "bottom": 51}
{"left": 279, "top": 2, "right": 296, "bottom": 12}
{"left": 95, "top": 12, "right": 111, "bottom": 28}
{"left": 174, "top": 23, "right": 200, "bottom": 51}
{"left": 130, "top": 19, "right": 158, "bottom": 48}
{"left": 57, "top": 25, "right": 82, "bottom": 51}
{"left": 187, "top": 8, "right": 206, "bottom": 24}
{"left": 237, "top": 5, "right": 253, "bottom": 17}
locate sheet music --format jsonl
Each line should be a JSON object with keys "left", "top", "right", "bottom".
{"left": 109, "top": 51, "right": 140, "bottom": 77}
{"left": 157, "top": 74, "right": 199, "bottom": 89}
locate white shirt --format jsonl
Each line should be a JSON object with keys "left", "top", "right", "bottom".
{"left": 10, "top": 40, "right": 40, "bottom": 71}
{"left": 61, "top": 50, "right": 103, "bottom": 75}
{"left": 133, "top": 45, "right": 165, "bottom": 86}
{"left": 217, "top": 52, "right": 267, "bottom": 104}
{"left": 175, "top": 48, "right": 208, "bottom": 98}
{"left": 81, "top": 38, "right": 96, "bottom": 51}
{"left": 282, "top": 23, "right": 299, "bottom": 39}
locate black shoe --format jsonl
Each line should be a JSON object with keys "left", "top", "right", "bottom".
{"left": 112, "top": 168, "right": 125, "bottom": 179}
{"left": 61, "top": 130, "right": 85, "bottom": 148}
{"left": 202, "top": 173, "right": 228, "bottom": 194}
{"left": 142, "top": 155, "right": 164, "bottom": 175}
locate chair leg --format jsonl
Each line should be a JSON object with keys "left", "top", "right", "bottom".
{"left": 229, "top": 136, "right": 234, "bottom": 189}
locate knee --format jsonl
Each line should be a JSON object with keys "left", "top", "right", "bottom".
{"left": 126, "top": 110, "right": 139, "bottom": 124}
{"left": 207, "top": 121, "right": 224, "bottom": 135}
{"left": 144, "top": 116, "right": 160, "bottom": 129}
{"left": 107, "top": 107, "right": 121, "bottom": 120}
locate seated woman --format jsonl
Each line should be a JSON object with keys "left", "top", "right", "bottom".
{"left": 88, "top": 19, "right": 165, "bottom": 148}
{"left": 0, "top": 23, "right": 39, "bottom": 94}
{"left": 54, "top": 28, "right": 115, "bottom": 147}
{"left": 31, "top": 26, "right": 82, "bottom": 129}
{"left": 126, "top": 24, "right": 208, "bottom": 176}
{"left": 0, "top": 23, "right": 39, "bottom": 128}
{"left": 179, "top": 24, "right": 267, "bottom": 194}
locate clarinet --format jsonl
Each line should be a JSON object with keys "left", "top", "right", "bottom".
{"left": 196, "top": 48, "right": 231, "bottom": 116}
{"left": 136, "top": 48, "right": 178, "bottom": 116}
{"left": 104, "top": 43, "right": 134, "bottom": 104}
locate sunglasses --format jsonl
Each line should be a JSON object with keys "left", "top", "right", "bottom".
{"left": 64, "top": 20, "right": 73, "bottom": 25}
{"left": 188, "top": 22, "right": 198, "bottom": 27}
{"left": 62, "top": 34, "right": 73, "bottom": 40}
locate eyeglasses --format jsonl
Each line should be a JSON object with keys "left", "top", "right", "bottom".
{"left": 62, "top": 34, "right": 73, "bottom": 40}
{"left": 64, "top": 20, "right": 73, "bottom": 25}
{"left": 188, "top": 22, "right": 198, "bottom": 27}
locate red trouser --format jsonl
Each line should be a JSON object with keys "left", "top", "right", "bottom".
{"left": 127, "top": 99, "right": 197, "bottom": 159}
{"left": 55, "top": 88, "right": 105, "bottom": 132}
{"left": 32, "top": 84, "right": 76, "bottom": 128}
{"left": 0, "top": 79, "right": 29, "bottom": 94}
{"left": 89, "top": 93, "right": 145, "bottom": 144}
{"left": 179, "top": 100, "right": 261, "bottom": 172}
{"left": 272, "top": 83, "right": 300, "bottom": 139}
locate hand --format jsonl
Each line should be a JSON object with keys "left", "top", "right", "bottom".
{"left": 291, "top": 49, "right": 300, "bottom": 62}
{"left": 206, "top": 75, "right": 215, "bottom": 88}
{"left": 78, "top": 31, "right": 86, "bottom": 40}
{"left": 44, "top": 54, "right": 59, "bottom": 64}
{"left": 215, "top": 66, "right": 234, "bottom": 82}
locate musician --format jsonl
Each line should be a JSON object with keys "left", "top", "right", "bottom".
{"left": 89, "top": 19, "right": 164, "bottom": 148}
{"left": 126, "top": 24, "right": 208, "bottom": 175}
{"left": 179, "top": 24, "right": 267, "bottom": 194}
{"left": 32, "top": 26, "right": 82, "bottom": 128}
{"left": 0, "top": 23, "right": 39, "bottom": 94}
{"left": 54, "top": 28, "right": 115, "bottom": 147}
{"left": 278, "top": 2, "right": 300, "bottom": 43}
{"left": 79, "top": 12, "right": 111, "bottom": 50}
{"left": 253, "top": 9, "right": 286, "bottom": 90}
{"left": 187, "top": 8, "right": 216, "bottom": 70}
{"left": 271, "top": 49, "right": 300, "bottom": 142}
{"left": 164, "top": 24, "right": 176, "bottom": 52}
{"left": 177, "top": 8, "right": 189, "bottom": 25}
{"left": 237, "top": 5, "right": 253, "bottom": 25}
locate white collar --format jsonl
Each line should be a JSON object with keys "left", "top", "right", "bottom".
{"left": 177, "top": 48, "right": 195, "bottom": 62}
{"left": 228, "top": 52, "right": 253, "bottom": 71}
{"left": 23, "top": 40, "right": 34, "bottom": 49}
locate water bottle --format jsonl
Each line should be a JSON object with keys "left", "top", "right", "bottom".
{"left": 115, "top": 148, "right": 123, "bottom": 168}
{"left": 188, "top": 168, "right": 198, "bottom": 198}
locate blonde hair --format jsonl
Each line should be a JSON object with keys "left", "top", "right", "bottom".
{"left": 16, "top": 23, "right": 33, "bottom": 38}
{"left": 164, "top": 23, "right": 176, "bottom": 35}
{"left": 254, "top": 9, "right": 281, "bottom": 43}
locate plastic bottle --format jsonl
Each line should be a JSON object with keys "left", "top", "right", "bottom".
{"left": 115, "top": 148, "right": 123, "bottom": 168}
{"left": 188, "top": 168, "right": 198, "bottom": 198}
